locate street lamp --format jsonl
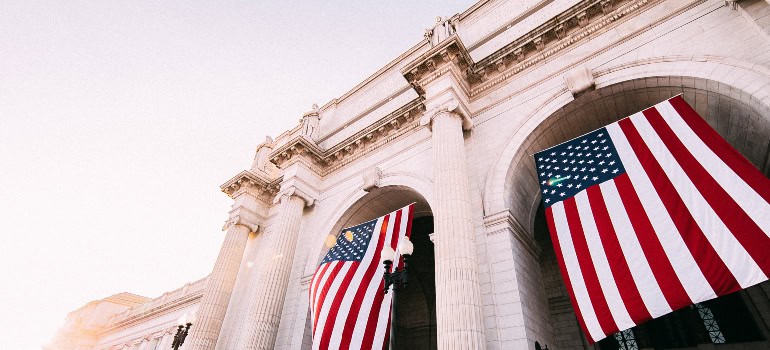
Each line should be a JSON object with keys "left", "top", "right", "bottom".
{"left": 381, "top": 236, "right": 414, "bottom": 349}
{"left": 171, "top": 313, "right": 195, "bottom": 350}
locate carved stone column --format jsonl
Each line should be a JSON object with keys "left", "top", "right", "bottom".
{"left": 424, "top": 100, "right": 486, "bottom": 349}
{"left": 236, "top": 187, "right": 314, "bottom": 350}
{"left": 188, "top": 215, "right": 258, "bottom": 350}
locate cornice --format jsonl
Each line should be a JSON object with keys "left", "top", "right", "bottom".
{"left": 258, "top": 0, "right": 662, "bottom": 180}
{"left": 220, "top": 170, "right": 282, "bottom": 202}
{"left": 469, "top": 0, "right": 658, "bottom": 98}
{"left": 401, "top": 35, "right": 475, "bottom": 95}
{"left": 267, "top": 98, "right": 425, "bottom": 177}
{"left": 399, "top": 0, "right": 660, "bottom": 101}
{"left": 99, "top": 288, "right": 203, "bottom": 336}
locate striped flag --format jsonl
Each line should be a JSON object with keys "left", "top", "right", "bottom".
{"left": 534, "top": 95, "right": 770, "bottom": 343}
{"left": 310, "top": 204, "right": 414, "bottom": 350}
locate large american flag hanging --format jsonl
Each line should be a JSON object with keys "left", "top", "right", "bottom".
{"left": 535, "top": 95, "right": 770, "bottom": 343}
{"left": 310, "top": 204, "right": 414, "bottom": 350}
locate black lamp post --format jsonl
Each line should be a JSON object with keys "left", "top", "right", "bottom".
{"left": 171, "top": 314, "right": 195, "bottom": 350}
{"left": 381, "top": 236, "right": 414, "bottom": 350}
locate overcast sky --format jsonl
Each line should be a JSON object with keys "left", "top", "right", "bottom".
{"left": 0, "top": 1, "right": 473, "bottom": 348}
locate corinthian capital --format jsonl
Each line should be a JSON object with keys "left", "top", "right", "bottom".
{"left": 420, "top": 97, "right": 473, "bottom": 131}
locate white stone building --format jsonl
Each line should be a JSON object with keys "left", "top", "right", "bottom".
{"left": 50, "top": 0, "right": 770, "bottom": 349}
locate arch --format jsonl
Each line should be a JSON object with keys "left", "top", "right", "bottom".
{"left": 303, "top": 171, "right": 434, "bottom": 277}
{"left": 298, "top": 171, "right": 437, "bottom": 349}
{"left": 483, "top": 56, "right": 770, "bottom": 234}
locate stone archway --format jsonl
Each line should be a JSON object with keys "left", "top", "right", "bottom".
{"left": 305, "top": 185, "right": 437, "bottom": 350}
{"left": 515, "top": 77, "right": 770, "bottom": 349}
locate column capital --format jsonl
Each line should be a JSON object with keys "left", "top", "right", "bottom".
{"left": 420, "top": 97, "right": 473, "bottom": 131}
{"left": 222, "top": 214, "right": 260, "bottom": 233}
{"left": 272, "top": 185, "right": 316, "bottom": 207}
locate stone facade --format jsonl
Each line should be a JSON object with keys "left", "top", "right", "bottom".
{"left": 51, "top": 0, "right": 770, "bottom": 349}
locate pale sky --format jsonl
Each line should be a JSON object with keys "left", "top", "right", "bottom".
{"left": 0, "top": 1, "right": 474, "bottom": 348}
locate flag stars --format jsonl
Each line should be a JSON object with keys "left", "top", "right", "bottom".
{"left": 536, "top": 128, "right": 624, "bottom": 207}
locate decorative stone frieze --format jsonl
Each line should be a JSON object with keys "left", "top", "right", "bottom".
{"left": 268, "top": 135, "right": 327, "bottom": 170}
{"left": 401, "top": 0, "right": 659, "bottom": 101}
{"left": 401, "top": 35, "right": 475, "bottom": 96}
{"left": 470, "top": 0, "right": 657, "bottom": 97}
{"left": 220, "top": 170, "right": 281, "bottom": 203}
{"left": 267, "top": 98, "right": 425, "bottom": 176}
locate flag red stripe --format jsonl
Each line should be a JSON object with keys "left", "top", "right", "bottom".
{"left": 563, "top": 197, "right": 619, "bottom": 335}
{"left": 611, "top": 126, "right": 693, "bottom": 308}
{"left": 318, "top": 261, "right": 361, "bottom": 349}
{"left": 311, "top": 263, "right": 330, "bottom": 317}
{"left": 338, "top": 214, "right": 392, "bottom": 350}
{"left": 313, "top": 262, "right": 344, "bottom": 335}
{"left": 361, "top": 279, "right": 387, "bottom": 348}
{"left": 545, "top": 208, "right": 594, "bottom": 343}
{"left": 643, "top": 107, "right": 770, "bottom": 277}
{"left": 312, "top": 263, "right": 334, "bottom": 332}
{"left": 668, "top": 96, "right": 770, "bottom": 204}
{"left": 586, "top": 184, "right": 652, "bottom": 324}
{"left": 393, "top": 209, "right": 405, "bottom": 269}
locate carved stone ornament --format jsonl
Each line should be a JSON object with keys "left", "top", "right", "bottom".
{"left": 223, "top": 215, "right": 260, "bottom": 233}
{"left": 419, "top": 98, "right": 473, "bottom": 131}
{"left": 268, "top": 99, "right": 423, "bottom": 175}
{"left": 362, "top": 167, "right": 382, "bottom": 192}
{"left": 220, "top": 170, "right": 281, "bottom": 203}
{"left": 564, "top": 66, "right": 595, "bottom": 97}
{"left": 455, "top": 0, "right": 659, "bottom": 98}
{"left": 272, "top": 186, "right": 316, "bottom": 207}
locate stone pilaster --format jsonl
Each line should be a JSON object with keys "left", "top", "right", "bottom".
{"left": 235, "top": 187, "right": 313, "bottom": 350}
{"left": 188, "top": 178, "right": 267, "bottom": 350}
{"left": 427, "top": 100, "right": 486, "bottom": 349}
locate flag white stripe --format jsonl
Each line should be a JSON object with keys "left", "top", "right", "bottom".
{"left": 609, "top": 120, "right": 717, "bottom": 301}
{"left": 326, "top": 216, "right": 387, "bottom": 349}
{"left": 348, "top": 213, "right": 397, "bottom": 347}
{"left": 574, "top": 191, "right": 636, "bottom": 330}
{"left": 312, "top": 263, "right": 354, "bottom": 350}
{"left": 629, "top": 114, "right": 767, "bottom": 288}
{"left": 372, "top": 292, "right": 393, "bottom": 349}
{"left": 657, "top": 101, "right": 770, "bottom": 236}
{"left": 551, "top": 202, "right": 606, "bottom": 341}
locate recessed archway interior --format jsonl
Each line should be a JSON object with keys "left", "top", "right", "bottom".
{"left": 519, "top": 77, "right": 770, "bottom": 349}
{"left": 315, "top": 185, "right": 437, "bottom": 349}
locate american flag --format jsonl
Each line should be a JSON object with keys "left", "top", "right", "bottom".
{"left": 535, "top": 95, "right": 770, "bottom": 343}
{"left": 310, "top": 204, "right": 414, "bottom": 350}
